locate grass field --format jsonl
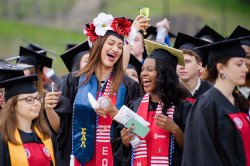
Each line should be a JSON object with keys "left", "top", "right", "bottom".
{"left": 0, "top": 0, "right": 249, "bottom": 74}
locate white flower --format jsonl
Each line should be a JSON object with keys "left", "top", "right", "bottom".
{"left": 93, "top": 12, "right": 113, "bottom": 36}
{"left": 125, "top": 27, "right": 137, "bottom": 45}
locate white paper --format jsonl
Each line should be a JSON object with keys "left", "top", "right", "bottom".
{"left": 88, "top": 92, "right": 100, "bottom": 110}
{"left": 114, "top": 105, "right": 150, "bottom": 126}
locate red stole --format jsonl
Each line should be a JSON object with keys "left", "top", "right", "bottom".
{"left": 133, "top": 93, "right": 171, "bottom": 166}
{"left": 228, "top": 112, "right": 250, "bottom": 165}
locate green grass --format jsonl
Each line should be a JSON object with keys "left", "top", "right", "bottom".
{"left": 0, "top": 19, "right": 85, "bottom": 75}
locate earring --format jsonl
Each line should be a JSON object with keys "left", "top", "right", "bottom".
{"left": 220, "top": 73, "right": 225, "bottom": 80}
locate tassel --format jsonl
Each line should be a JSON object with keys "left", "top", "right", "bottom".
{"left": 70, "top": 154, "right": 74, "bottom": 166}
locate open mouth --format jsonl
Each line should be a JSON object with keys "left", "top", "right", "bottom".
{"left": 142, "top": 79, "right": 151, "bottom": 87}
{"left": 107, "top": 53, "right": 115, "bottom": 61}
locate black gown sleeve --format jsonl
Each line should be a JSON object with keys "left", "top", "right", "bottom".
{"left": 0, "top": 134, "right": 11, "bottom": 166}
{"left": 182, "top": 97, "right": 223, "bottom": 166}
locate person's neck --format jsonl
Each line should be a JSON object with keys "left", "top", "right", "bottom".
{"left": 180, "top": 77, "right": 199, "bottom": 93}
{"left": 135, "top": 54, "right": 143, "bottom": 62}
{"left": 18, "top": 118, "right": 33, "bottom": 133}
{"left": 214, "top": 79, "right": 235, "bottom": 105}
{"left": 150, "top": 92, "right": 161, "bottom": 103}
{"left": 96, "top": 65, "right": 113, "bottom": 81}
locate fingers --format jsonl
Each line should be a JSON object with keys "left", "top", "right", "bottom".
{"left": 121, "top": 127, "right": 135, "bottom": 147}
{"left": 45, "top": 92, "right": 61, "bottom": 110}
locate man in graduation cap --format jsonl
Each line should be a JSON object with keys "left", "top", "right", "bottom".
{"left": 183, "top": 37, "right": 250, "bottom": 166}
{"left": 174, "top": 32, "right": 212, "bottom": 102}
{"left": 228, "top": 25, "right": 250, "bottom": 101}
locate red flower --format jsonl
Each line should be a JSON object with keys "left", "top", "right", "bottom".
{"left": 111, "top": 18, "right": 132, "bottom": 37}
{"left": 84, "top": 23, "right": 98, "bottom": 42}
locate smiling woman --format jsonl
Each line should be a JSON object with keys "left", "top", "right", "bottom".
{"left": 43, "top": 12, "right": 149, "bottom": 166}
{"left": 0, "top": 74, "right": 57, "bottom": 166}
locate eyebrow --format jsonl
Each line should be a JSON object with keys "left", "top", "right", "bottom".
{"left": 107, "top": 39, "right": 123, "bottom": 45}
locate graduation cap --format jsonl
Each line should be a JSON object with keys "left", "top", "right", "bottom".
{"left": 196, "top": 36, "right": 250, "bottom": 69}
{"left": 26, "top": 43, "right": 47, "bottom": 56}
{"left": 195, "top": 25, "right": 225, "bottom": 43}
{"left": 173, "top": 32, "right": 210, "bottom": 58}
{"left": 128, "top": 54, "right": 143, "bottom": 75}
{"left": 0, "top": 64, "right": 29, "bottom": 82}
{"left": 66, "top": 43, "right": 77, "bottom": 51}
{"left": 0, "top": 72, "right": 37, "bottom": 101}
{"left": 17, "top": 46, "right": 53, "bottom": 71}
{"left": 227, "top": 25, "right": 250, "bottom": 46}
{"left": 60, "top": 41, "right": 90, "bottom": 72}
{"left": 144, "top": 39, "right": 184, "bottom": 67}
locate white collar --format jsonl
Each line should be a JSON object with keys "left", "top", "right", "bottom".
{"left": 191, "top": 78, "right": 201, "bottom": 96}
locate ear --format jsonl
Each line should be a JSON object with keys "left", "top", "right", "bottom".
{"left": 197, "top": 62, "right": 202, "bottom": 71}
{"left": 216, "top": 63, "right": 224, "bottom": 73}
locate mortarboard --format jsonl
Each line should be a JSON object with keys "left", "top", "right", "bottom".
{"left": 228, "top": 25, "right": 250, "bottom": 46}
{"left": 66, "top": 43, "right": 77, "bottom": 51}
{"left": 173, "top": 32, "right": 210, "bottom": 59}
{"left": 26, "top": 43, "right": 47, "bottom": 56}
{"left": 195, "top": 25, "right": 225, "bottom": 43}
{"left": 0, "top": 64, "right": 30, "bottom": 82}
{"left": 196, "top": 36, "right": 250, "bottom": 69}
{"left": 144, "top": 39, "right": 184, "bottom": 67}
{"left": 60, "top": 41, "right": 90, "bottom": 72}
{"left": 0, "top": 73, "right": 37, "bottom": 101}
{"left": 17, "top": 46, "right": 53, "bottom": 71}
{"left": 128, "top": 54, "right": 143, "bottom": 75}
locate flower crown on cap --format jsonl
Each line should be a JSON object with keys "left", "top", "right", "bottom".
{"left": 83, "top": 12, "right": 137, "bottom": 47}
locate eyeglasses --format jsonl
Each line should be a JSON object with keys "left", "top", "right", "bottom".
{"left": 18, "top": 95, "right": 44, "bottom": 104}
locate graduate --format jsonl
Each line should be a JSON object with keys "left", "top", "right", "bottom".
{"left": 195, "top": 24, "right": 225, "bottom": 43}
{"left": 61, "top": 41, "right": 90, "bottom": 73}
{"left": 111, "top": 39, "right": 192, "bottom": 166}
{"left": 45, "top": 12, "right": 149, "bottom": 166}
{"left": 126, "top": 54, "right": 143, "bottom": 84}
{"left": 0, "top": 72, "right": 57, "bottom": 166}
{"left": 183, "top": 37, "right": 250, "bottom": 165}
{"left": 174, "top": 32, "right": 212, "bottom": 102}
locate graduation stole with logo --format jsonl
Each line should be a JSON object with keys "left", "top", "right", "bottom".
{"left": 8, "top": 127, "right": 55, "bottom": 166}
{"left": 133, "top": 93, "right": 170, "bottom": 166}
{"left": 73, "top": 74, "right": 126, "bottom": 165}
{"left": 228, "top": 112, "right": 250, "bottom": 165}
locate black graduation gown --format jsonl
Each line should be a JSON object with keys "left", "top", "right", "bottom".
{"left": 111, "top": 96, "right": 192, "bottom": 166}
{"left": 183, "top": 87, "right": 247, "bottom": 166}
{"left": 0, "top": 129, "right": 57, "bottom": 166}
{"left": 190, "top": 80, "right": 212, "bottom": 99}
{"left": 56, "top": 73, "right": 142, "bottom": 166}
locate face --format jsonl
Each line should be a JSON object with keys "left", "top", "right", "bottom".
{"left": 199, "top": 67, "right": 209, "bottom": 80}
{"left": 176, "top": 53, "right": 201, "bottom": 81}
{"left": 80, "top": 53, "right": 90, "bottom": 69}
{"left": 0, "top": 88, "right": 5, "bottom": 107}
{"left": 131, "top": 32, "right": 144, "bottom": 60}
{"left": 141, "top": 58, "right": 157, "bottom": 93}
{"left": 221, "top": 57, "right": 248, "bottom": 86}
{"left": 15, "top": 92, "right": 42, "bottom": 121}
{"left": 101, "top": 35, "right": 123, "bottom": 69}
{"left": 126, "top": 68, "right": 139, "bottom": 83}
{"left": 242, "top": 45, "right": 250, "bottom": 71}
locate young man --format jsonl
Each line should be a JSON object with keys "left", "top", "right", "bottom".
{"left": 174, "top": 32, "right": 212, "bottom": 101}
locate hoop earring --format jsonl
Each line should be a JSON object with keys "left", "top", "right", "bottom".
{"left": 220, "top": 73, "right": 225, "bottom": 80}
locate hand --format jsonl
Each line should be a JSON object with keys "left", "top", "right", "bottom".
{"left": 121, "top": 127, "right": 135, "bottom": 148}
{"left": 132, "top": 15, "right": 150, "bottom": 32}
{"left": 156, "top": 18, "right": 170, "bottom": 31}
{"left": 94, "top": 96, "right": 118, "bottom": 118}
{"left": 154, "top": 113, "right": 178, "bottom": 133}
{"left": 45, "top": 92, "right": 61, "bottom": 111}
